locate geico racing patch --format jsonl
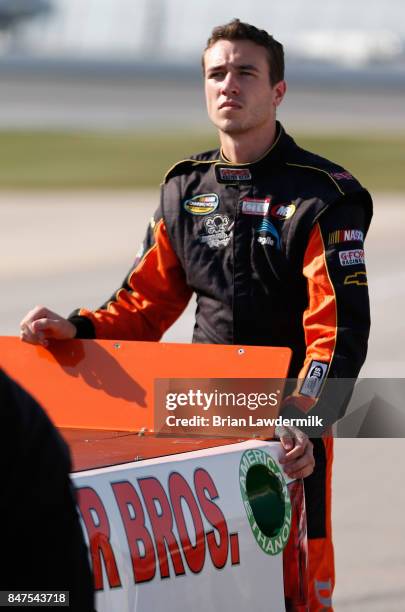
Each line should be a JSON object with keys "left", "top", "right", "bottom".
{"left": 184, "top": 193, "right": 219, "bottom": 215}
{"left": 339, "top": 249, "right": 365, "bottom": 267}
{"left": 300, "top": 360, "right": 329, "bottom": 398}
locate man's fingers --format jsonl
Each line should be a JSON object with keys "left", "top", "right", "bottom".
{"left": 20, "top": 305, "right": 51, "bottom": 344}
{"left": 277, "top": 425, "right": 311, "bottom": 461}
{"left": 20, "top": 305, "right": 50, "bottom": 329}
{"left": 286, "top": 464, "right": 314, "bottom": 480}
{"left": 31, "top": 318, "right": 57, "bottom": 335}
{"left": 32, "top": 317, "right": 75, "bottom": 340}
{"left": 275, "top": 425, "right": 294, "bottom": 450}
{"left": 283, "top": 452, "right": 315, "bottom": 479}
{"left": 19, "top": 306, "right": 76, "bottom": 344}
{"left": 20, "top": 319, "right": 51, "bottom": 346}
{"left": 280, "top": 438, "right": 312, "bottom": 463}
{"left": 288, "top": 425, "right": 307, "bottom": 445}
{"left": 276, "top": 424, "right": 314, "bottom": 477}
{"left": 20, "top": 323, "right": 41, "bottom": 345}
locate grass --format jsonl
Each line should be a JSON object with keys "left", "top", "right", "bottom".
{"left": 0, "top": 130, "right": 403, "bottom": 192}
{"left": 297, "top": 135, "right": 405, "bottom": 193}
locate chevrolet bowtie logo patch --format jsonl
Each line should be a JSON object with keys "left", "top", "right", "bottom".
{"left": 215, "top": 165, "right": 252, "bottom": 184}
{"left": 344, "top": 271, "right": 368, "bottom": 286}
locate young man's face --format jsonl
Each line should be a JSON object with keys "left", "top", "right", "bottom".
{"left": 204, "top": 39, "right": 286, "bottom": 138}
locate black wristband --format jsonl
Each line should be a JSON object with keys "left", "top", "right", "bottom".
{"left": 67, "top": 313, "right": 96, "bottom": 339}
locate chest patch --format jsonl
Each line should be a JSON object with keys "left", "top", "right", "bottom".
{"left": 270, "top": 202, "right": 296, "bottom": 220}
{"left": 241, "top": 198, "right": 271, "bottom": 216}
{"left": 215, "top": 165, "right": 252, "bottom": 183}
{"left": 199, "top": 214, "right": 233, "bottom": 249}
{"left": 184, "top": 193, "right": 219, "bottom": 215}
{"left": 256, "top": 218, "right": 281, "bottom": 250}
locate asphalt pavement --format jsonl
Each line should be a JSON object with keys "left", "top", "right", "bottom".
{"left": 0, "top": 75, "right": 404, "bottom": 134}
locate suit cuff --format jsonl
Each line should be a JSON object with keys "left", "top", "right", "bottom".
{"left": 67, "top": 312, "right": 96, "bottom": 339}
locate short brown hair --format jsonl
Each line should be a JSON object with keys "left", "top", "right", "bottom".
{"left": 203, "top": 19, "right": 284, "bottom": 85}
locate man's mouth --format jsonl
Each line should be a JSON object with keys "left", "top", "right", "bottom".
{"left": 219, "top": 100, "right": 242, "bottom": 110}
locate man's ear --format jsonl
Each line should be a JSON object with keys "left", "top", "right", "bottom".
{"left": 273, "top": 80, "right": 287, "bottom": 108}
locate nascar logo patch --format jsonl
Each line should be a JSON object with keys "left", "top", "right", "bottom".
{"left": 184, "top": 193, "right": 219, "bottom": 215}
{"left": 328, "top": 229, "right": 364, "bottom": 245}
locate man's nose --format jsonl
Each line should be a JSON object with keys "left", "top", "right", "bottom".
{"left": 220, "top": 72, "right": 240, "bottom": 96}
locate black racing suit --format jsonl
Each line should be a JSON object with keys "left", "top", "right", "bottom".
{"left": 70, "top": 122, "right": 372, "bottom": 610}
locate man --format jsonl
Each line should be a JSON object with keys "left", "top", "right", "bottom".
{"left": 0, "top": 369, "right": 94, "bottom": 610}
{"left": 20, "top": 19, "right": 372, "bottom": 610}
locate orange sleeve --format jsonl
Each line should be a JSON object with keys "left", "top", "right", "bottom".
{"left": 299, "top": 222, "right": 337, "bottom": 380}
{"left": 77, "top": 219, "right": 192, "bottom": 340}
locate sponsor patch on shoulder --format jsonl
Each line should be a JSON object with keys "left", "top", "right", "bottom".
{"left": 300, "top": 360, "right": 329, "bottom": 398}
{"left": 344, "top": 271, "right": 368, "bottom": 286}
{"left": 331, "top": 171, "right": 354, "bottom": 181}
{"left": 215, "top": 166, "right": 252, "bottom": 183}
{"left": 328, "top": 229, "right": 364, "bottom": 245}
{"left": 339, "top": 249, "right": 365, "bottom": 266}
{"left": 184, "top": 193, "right": 219, "bottom": 215}
{"left": 270, "top": 202, "right": 296, "bottom": 220}
{"left": 241, "top": 198, "right": 271, "bottom": 216}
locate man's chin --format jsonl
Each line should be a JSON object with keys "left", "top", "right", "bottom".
{"left": 216, "top": 120, "right": 246, "bottom": 135}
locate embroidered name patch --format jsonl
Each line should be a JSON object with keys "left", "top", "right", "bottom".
{"left": 184, "top": 193, "right": 219, "bottom": 215}
{"left": 241, "top": 198, "right": 271, "bottom": 216}
{"left": 215, "top": 166, "right": 252, "bottom": 183}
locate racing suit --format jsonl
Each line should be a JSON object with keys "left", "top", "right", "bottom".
{"left": 69, "top": 122, "right": 372, "bottom": 611}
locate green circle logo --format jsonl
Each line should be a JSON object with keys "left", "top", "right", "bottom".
{"left": 239, "top": 449, "right": 292, "bottom": 555}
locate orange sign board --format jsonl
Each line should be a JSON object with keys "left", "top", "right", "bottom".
{"left": 0, "top": 337, "right": 291, "bottom": 433}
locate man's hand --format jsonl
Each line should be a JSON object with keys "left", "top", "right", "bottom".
{"left": 20, "top": 306, "right": 76, "bottom": 347}
{"left": 276, "top": 425, "right": 315, "bottom": 479}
